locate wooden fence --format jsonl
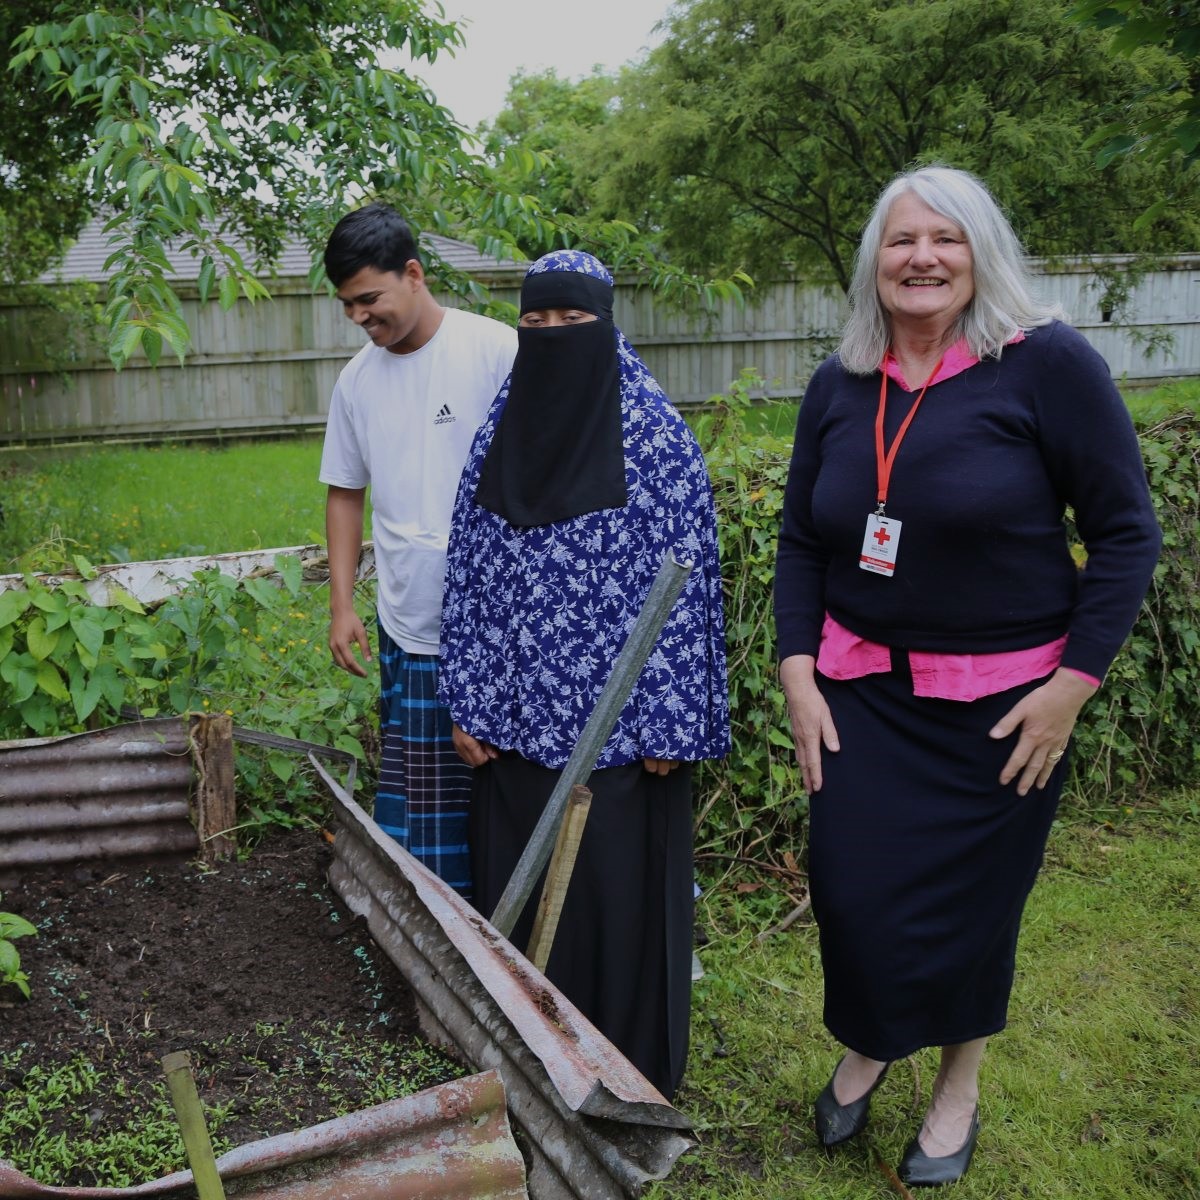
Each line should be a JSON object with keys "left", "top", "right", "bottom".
{"left": 1, "top": 240, "right": 1197, "bottom": 446}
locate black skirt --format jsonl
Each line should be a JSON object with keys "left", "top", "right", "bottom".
{"left": 469, "top": 752, "right": 694, "bottom": 1099}
{"left": 810, "top": 662, "right": 1066, "bottom": 1061}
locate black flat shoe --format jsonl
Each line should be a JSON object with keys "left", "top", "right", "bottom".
{"left": 898, "top": 1108, "right": 981, "bottom": 1187}
{"left": 813, "top": 1057, "right": 890, "bottom": 1148}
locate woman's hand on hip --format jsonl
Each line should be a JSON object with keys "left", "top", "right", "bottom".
{"left": 779, "top": 654, "right": 840, "bottom": 794}
{"left": 990, "top": 667, "right": 1098, "bottom": 795}
{"left": 452, "top": 723, "right": 499, "bottom": 768}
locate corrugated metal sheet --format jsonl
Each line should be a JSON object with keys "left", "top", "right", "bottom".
{"left": 0, "top": 718, "right": 197, "bottom": 886}
{"left": 318, "top": 772, "right": 694, "bottom": 1200}
{"left": 0, "top": 1071, "right": 528, "bottom": 1200}
{"left": 0, "top": 544, "right": 375, "bottom": 607}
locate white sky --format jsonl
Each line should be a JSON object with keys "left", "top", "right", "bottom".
{"left": 406, "top": 0, "right": 676, "bottom": 130}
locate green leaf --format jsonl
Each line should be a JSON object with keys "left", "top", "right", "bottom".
{"left": 96, "top": 664, "right": 126, "bottom": 713}
{"left": 26, "top": 617, "right": 59, "bottom": 662}
{"left": 30, "top": 589, "right": 66, "bottom": 615}
{"left": 0, "top": 914, "right": 37, "bottom": 940}
{"left": 35, "top": 661, "right": 69, "bottom": 702}
{"left": 70, "top": 673, "right": 105, "bottom": 723}
{"left": 0, "top": 590, "right": 31, "bottom": 627}
{"left": 108, "top": 587, "right": 146, "bottom": 614}
{"left": 69, "top": 608, "right": 108, "bottom": 660}
{"left": 197, "top": 256, "right": 216, "bottom": 303}
{"left": 268, "top": 752, "right": 295, "bottom": 784}
{"left": 275, "top": 554, "right": 303, "bottom": 597}
{"left": 218, "top": 272, "right": 239, "bottom": 310}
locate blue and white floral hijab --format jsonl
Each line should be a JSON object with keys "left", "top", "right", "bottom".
{"left": 438, "top": 250, "right": 731, "bottom": 770}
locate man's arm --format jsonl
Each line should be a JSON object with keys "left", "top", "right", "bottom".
{"left": 326, "top": 485, "right": 371, "bottom": 677}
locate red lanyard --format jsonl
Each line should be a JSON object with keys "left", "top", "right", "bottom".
{"left": 874, "top": 352, "right": 944, "bottom": 515}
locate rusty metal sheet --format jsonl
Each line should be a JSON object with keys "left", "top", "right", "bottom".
{"left": 0, "top": 545, "right": 375, "bottom": 607}
{"left": 0, "top": 719, "right": 197, "bottom": 885}
{"left": 0, "top": 1070, "right": 527, "bottom": 1200}
{"left": 320, "top": 779, "right": 694, "bottom": 1200}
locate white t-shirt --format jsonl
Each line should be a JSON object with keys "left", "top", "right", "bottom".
{"left": 319, "top": 306, "right": 516, "bottom": 653}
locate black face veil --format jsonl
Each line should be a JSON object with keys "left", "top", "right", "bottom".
{"left": 473, "top": 270, "right": 627, "bottom": 527}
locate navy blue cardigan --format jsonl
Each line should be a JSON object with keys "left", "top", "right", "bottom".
{"left": 774, "top": 322, "right": 1161, "bottom": 682}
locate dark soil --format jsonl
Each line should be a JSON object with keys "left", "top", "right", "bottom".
{"left": 0, "top": 826, "right": 465, "bottom": 1186}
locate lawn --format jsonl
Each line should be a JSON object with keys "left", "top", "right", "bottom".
{"left": 1, "top": 375, "right": 1196, "bottom": 571}
{"left": 664, "top": 801, "right": 1200, "bottom": 1198}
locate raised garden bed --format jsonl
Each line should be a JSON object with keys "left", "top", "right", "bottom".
{"left": 1, "top": 720, "right": 694, "bottom": 1200}
{"left": 1, "top": 826, "right": 464, "bottom": 1185}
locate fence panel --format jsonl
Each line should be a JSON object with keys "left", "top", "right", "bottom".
{"left": 2, "top": 253, "right": 1197, "bottom": 445}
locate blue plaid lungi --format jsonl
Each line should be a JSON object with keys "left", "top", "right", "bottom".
{"left": 376, "top": 624, "right": 473, "bottom": 899}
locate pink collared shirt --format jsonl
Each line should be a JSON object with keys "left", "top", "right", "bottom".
{"left": 815, "top": 334, "right": 1099, "bottom": 700}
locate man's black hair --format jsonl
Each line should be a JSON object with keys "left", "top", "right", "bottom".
{"left": 323, "top": 202, "right": 421, "bottom": 287}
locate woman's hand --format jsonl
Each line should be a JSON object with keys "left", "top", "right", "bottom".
{"left": 643, "top": 757, "right": 681, "bottom": 775}
{"left": 780, "top": 654, "right": 840, "bottom": 793}
{"left": 989, "top": 668, "right": 1098, "bottom": 795}
{"left": 452, "top": 723, "right": 499, "bottom": 767}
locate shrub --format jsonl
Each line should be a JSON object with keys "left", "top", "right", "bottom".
{"left": 0, "top": 554, "right": 376, "bottom": 832}
{"left": 0, "top": 401, "right": 1195, "bottom": 861}
{"left": 694, "top": 383, "right": 1200, "bottom": 864}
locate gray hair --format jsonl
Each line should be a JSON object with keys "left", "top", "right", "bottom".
{"left": 837, "top": 166, "right": 1064, "bottom": 375}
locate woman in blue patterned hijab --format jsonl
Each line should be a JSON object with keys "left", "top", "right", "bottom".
{"left": 438, "top": 249, "right": 730, "bottom": 1099}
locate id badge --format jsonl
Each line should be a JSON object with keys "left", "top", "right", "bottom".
{"left": 860, "top": 513, "right": 901, "bottom": 576}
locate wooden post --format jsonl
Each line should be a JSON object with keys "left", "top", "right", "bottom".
{"left": 162, "top": 1051, "right": 226, "bottom": 1200}
{"left": 189, "top": 712, "right": 236, "bottom": 862}
{"left": 526, "top": 785, "right": 592, "bottom": 973}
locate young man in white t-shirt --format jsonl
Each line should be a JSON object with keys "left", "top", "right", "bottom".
{"left": 318, "top": 202, "right": 516, "bottom": 898}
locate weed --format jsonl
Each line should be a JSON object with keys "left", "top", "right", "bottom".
{"left": 0, "top": 898, "right": 37, "bottom": 998}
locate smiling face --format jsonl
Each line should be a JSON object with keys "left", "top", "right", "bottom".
{"left": 336, "top": 261, "right": 433, "bottom": 355}
{"left": 517, "top": 308, "right": 599, "bottom": 328}
{"left": 876, "top": 192, "right": 975, "bottom": 338}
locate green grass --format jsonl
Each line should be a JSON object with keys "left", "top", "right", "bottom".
{"left": 1, "top": 374, "right": 1197, "bottom": 572}
{"left": 713, "top": 373, "right": 1200, "bottom": 444}
{"left": 0, "top": 437, "right": 335, "bottom": 571}
{"left": 657, "top": 798, "right": 1200, "bottom": 1198}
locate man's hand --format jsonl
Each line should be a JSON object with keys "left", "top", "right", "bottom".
{"left": 328, "top": 609, "right": 371, "bottom": 677}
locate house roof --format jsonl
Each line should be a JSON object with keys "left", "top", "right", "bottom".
{"left": 37, "top": 215, "right": 522, "bottom": 285}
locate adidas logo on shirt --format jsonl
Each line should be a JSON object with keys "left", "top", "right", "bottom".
{"left": 433, "top": 403, "right": 456, "bottom": 426}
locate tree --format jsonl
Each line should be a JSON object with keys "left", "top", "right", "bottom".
{"left": 477, "top": 68, "right": 619, "bottom": 256}
{"left": 585, "top": 0, "right": 1200, "bottom": 288}
{"left": 1071, "top": 1, "right": 1200, "bottom": 222}
{"left": 0, "top": 1, "right": 95, "bottom": 288}
{"left": 5, "top": 2, "right": 744, "bottom": 369}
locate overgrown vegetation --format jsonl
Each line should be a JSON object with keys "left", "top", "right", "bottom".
{"left": 0, "top": 378, "right": 1197, "bottom": 860}
{"left": 691, "top": 376, "right": 1200, "bottom": 869}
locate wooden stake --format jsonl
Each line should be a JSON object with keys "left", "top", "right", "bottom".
{"left": 189, "top": 712, "right": 236, "bottom": 862}
{"left": 162, "top": 1050, "right": 226, "bottom": 1200}
{"left": 526, "top": 785, "right": 592, "bottom": 973}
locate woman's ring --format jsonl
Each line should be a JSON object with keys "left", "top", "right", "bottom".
{"left": 1047, "top": 748, "right": 1065, "bottom": 762}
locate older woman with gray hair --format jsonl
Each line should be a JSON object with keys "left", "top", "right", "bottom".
{"left": 774, "top": 166, "right": 1160, "bottom": 1185}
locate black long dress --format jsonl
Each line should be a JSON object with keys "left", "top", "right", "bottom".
{"left": 469, "top": 752, "right": 694, "bottom": 1099}
{"left": 809, "top": 659, "right": 1064, "bottom": 1059}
